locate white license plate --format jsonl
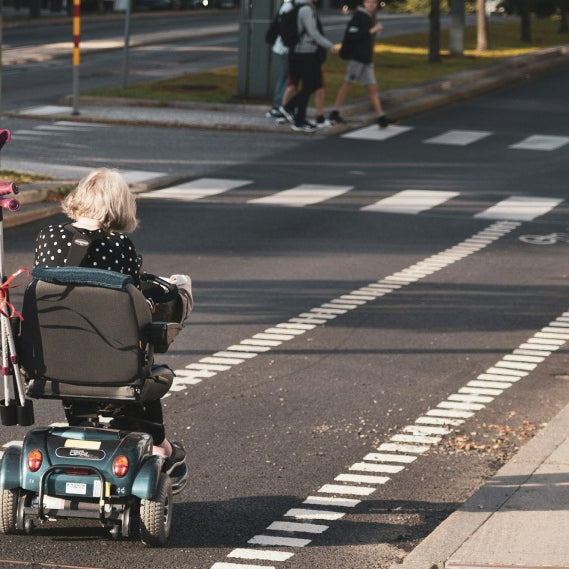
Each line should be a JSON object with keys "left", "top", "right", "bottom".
{"left": 65, "top": 482, "right": 87, "bottom": 495}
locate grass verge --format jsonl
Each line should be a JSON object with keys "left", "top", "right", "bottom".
{"left": 86, "top": 16, "right": 569, "bottom": 107}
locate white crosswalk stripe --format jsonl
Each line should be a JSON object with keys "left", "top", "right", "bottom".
{"left": 424, "top": 129, "right": 492, "bottom": 146}
{"left": 361, "top": 189, "right": 459, "bottom": 214}
{"left": 474, "top": 196, "right": 564, "bottom": 221}
{"left": 248, "top": 184, "right": 352, "bottom": 207}
{"left": 341, "top": 124, "right": 413, "bottom": 141}
{"left": 509, "top": 135, "right": 569, "bottom": 151}
{"left": 139, "top": 178, "right": 252, "bottom": 200}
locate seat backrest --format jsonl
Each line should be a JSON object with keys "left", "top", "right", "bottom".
{"left": 20, "top": 267, "right": 152, "bottom": 387}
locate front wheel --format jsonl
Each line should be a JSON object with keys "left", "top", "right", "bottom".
{"left": 138, "top": 473, "right": 173, "bottom": 546}
{"left": 0, "top": 488, "right": 20, "bottom": 534}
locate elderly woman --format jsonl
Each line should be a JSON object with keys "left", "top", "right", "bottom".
{"left": 34, "top": 167, "right": 192, "bottom": 484}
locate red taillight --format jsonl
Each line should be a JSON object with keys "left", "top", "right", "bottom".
{"left": 27, "top": 449, "right": 42, "bottom": 472}
{"left": 113, "top": 455, "right": 129, "bottom": 477}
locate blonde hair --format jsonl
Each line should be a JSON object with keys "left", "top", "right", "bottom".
{"left": 63, "top": 168, "right": 138, "bottom": 233}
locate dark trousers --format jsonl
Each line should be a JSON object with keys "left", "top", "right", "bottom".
{"left": 286, "top": 52, "right": 323, "bottom": 124}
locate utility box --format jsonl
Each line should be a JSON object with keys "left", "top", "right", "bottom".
{"left": 237, "top": 0, "right": 280, "bottom": 98}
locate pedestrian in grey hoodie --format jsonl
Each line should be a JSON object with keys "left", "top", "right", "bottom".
{"left": 279, "top": 0, "right": 338, "bottom": 132}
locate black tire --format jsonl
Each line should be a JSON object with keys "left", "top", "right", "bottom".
{"left": 139, "top": 474, "right": 172, "bottom": 547}
{"left": 0, "top": 488, "right": 19, "bottom": 534}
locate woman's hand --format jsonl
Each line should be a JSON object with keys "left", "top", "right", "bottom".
{"left": 169, "top": 274, "right": 194, "bottom": 320}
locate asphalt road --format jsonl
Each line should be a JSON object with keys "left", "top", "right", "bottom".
{"left": 1, "top": 14, "right": 569, "bottom": 569}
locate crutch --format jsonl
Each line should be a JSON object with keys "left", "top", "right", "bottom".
{"left": 0, "top": 129, "right": 34, "bottom": 426}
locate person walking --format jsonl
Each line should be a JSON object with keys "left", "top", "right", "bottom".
{"left": 266, "top": 0, "right": 293, "bottom": 119}
{"left": 328, "top": 0, "right": 392, "bottom": 128}
{"left": 279, "top": 0, "right": 338, "bottom": 133}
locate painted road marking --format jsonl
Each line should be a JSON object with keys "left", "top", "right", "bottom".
{"left": 341, "top": 124, "right": 413, "bottom": 140}
{"left": 139, "top": 178, "right": 252, "bottom": 201}
{"left": 208, "top": 305, "right": 569, "bottom": 568}
{"left": 475, "top": 196, "right": 563, "bottom": 221}
{"left": 424, "top": 129, "right": 492, "bottom": 146}
{"left": 509, "top": 135, "right": 569, "bottom": 151}
{"left": 167, "top": 221, "right": 519, "bottom": 394}
{"left": 361, "top": 189, "right": 459, "bottom": 214}
{"left": 248, "top": 184, "right": 352, "bottom": 207}
{"left": 137, "top": 177, "right": 565, "bottom": 222}
{"left": 227, "top": 549, "right": 293, "bottom": 561}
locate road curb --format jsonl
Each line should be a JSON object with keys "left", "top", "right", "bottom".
{"left": 390, "top": 401, "right": 569, "bottom": 569}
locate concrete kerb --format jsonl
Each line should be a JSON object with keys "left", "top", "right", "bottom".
{"left": 390, "top": 400, "right": 569, "bottom": 569}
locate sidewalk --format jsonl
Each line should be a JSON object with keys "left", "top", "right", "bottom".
{"left": 392, "top": 399, "right": 569, "bottom": 569}
{"left": 10, "top": 43, "right": 569, "bottom": 135}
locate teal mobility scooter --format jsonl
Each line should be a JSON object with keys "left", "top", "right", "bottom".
{"left": 0, "top": 193, "right": 185, "bottom": 545}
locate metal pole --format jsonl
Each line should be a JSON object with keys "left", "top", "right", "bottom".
{"left": 121, "top": 0, "right": 132, "bottom": 90}
{"left": 72, "top": 0, "right": 81, "bottom": 115}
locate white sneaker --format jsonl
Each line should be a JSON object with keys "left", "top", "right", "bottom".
{"left": 291, "top": 121, "right": 317, "bottom": 133}
{"left": 279, "top": 105, "right": 296, "bottom": 124}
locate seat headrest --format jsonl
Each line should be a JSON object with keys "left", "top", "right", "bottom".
{"left": 31, "top": 267, "right": 133, "bottom": 291}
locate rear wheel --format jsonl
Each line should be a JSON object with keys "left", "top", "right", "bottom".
{"left": 0, "top": 488, "right": 19, "bottom": 534}
{"left": 138, "top": 474, "right": 172, "bottom": 546}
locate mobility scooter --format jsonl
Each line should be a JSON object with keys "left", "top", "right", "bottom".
{"left": 0, "top": 132, "right": 185, "bottom": 545}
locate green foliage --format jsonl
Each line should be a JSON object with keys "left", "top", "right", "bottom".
{"left": 394, "top": 0, "right": 478, "bottom": 13}
{"left": 86, "top": 17, "right": 566, "bottom": 106}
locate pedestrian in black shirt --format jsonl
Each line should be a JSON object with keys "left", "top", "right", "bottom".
{"left": 329, "top": 0, "right": 392, "bottom": 128}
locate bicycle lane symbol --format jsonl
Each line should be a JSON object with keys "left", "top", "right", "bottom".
{"left": 519, "top": 232, "right": 569, "bottom": 245}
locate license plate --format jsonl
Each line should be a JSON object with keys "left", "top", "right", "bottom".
{"left": 65, "top": 482, "right": 87, "bottom": 495}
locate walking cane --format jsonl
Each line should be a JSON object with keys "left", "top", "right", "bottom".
{"left": 0, "top": 129, "right": 34, "bottom": 426}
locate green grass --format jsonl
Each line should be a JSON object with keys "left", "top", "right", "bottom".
{"left": 0, "top": 170, "right": 48, "bottom": 183}
{"left": 90, "top": 16, "right": 569, "bottom": 106}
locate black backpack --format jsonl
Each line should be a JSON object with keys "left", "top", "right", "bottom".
{"left": 265, "top": 13, "right": 280, "bottom": 45}
{"left": 278, "top": 1, "right": 302, "bottom": 49}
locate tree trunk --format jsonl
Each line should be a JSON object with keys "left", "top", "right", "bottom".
{"left": 477, "top": 0, "right": 488, "bottom": 50}
{"left": 519, "top": 0, "right": 531, "bottom": 42}
{"left": 560, "top": 0, "right": 569, "bottom": 33}
{"left": 449, "top": 0, "right": 465, "bottom": 56}
{"left": 429, "top": 0, "right": 441, "bottom": 63}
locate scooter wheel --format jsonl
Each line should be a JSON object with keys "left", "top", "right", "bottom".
{"left": 0, "top": 488, "right": 20, "bottom": 534}
{"left": 138, "top": 473, "right": 172, "bottom": 547}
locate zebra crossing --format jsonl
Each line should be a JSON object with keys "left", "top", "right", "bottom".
{"left": 9, "top": 120, "right": 111, "bottom": 143}
{"left": 139, "top": 179, "right": 565, "bottom": 222}
{"left": 9, "top": 115, "right": 569, "bottom": 153}
{"left": 343, "top": 125, "right": 569, "bottom": 151}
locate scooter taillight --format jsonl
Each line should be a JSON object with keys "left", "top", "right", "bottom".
{"left": 113, "top": 455, "right": 129, "bottom": 477}
{"left": 27, "top": 449, "right": 42, "bottom": 472}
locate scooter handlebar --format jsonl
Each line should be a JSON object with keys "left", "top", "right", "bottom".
{"left": 0, "top": 182, "right": 19, "bottom": 196}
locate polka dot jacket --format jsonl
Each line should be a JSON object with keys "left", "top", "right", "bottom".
{"left": 34, "top": 224, "right": 143, "bottom": 284}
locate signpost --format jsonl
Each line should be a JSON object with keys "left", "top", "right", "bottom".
{"left": 72, "top": 0, "right": 81, "bottom": 115}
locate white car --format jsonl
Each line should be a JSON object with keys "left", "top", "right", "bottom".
{"left": 486, "top": 0, "right": 505, "bottom": 15}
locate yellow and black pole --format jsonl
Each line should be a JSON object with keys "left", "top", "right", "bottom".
{"left": 72, "top": 0, "right": 81, "bottom": 115}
